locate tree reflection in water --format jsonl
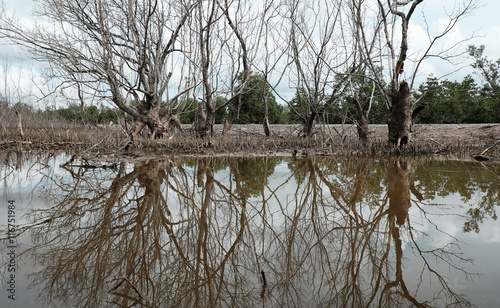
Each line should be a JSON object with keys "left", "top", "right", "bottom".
{"left": 7, "top": 155, "right": 499, "bottom": 307}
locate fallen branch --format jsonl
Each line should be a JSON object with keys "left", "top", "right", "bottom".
{"left": 62, "top": 162, "right": 118, "bottom": 170}
{"left": 479, "top": 140, "right": 500, "bottom": 156}
{"left": 428, "top": 138, "right": 443, "bottom": 146}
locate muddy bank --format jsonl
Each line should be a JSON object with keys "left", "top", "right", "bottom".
{"left": 1, "top": 124, "right": 499, "bottom": 161}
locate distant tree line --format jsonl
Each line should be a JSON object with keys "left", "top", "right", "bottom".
{"left": 415, "top": 46, "right": 500, "bottom": 124}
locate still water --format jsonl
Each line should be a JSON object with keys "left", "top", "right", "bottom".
{"left": 1, "top": 152, "right": 499, "bottom": 307}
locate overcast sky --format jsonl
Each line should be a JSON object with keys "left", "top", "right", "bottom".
{"left": 1, "top": 0, "right": 499, "bottom": 104}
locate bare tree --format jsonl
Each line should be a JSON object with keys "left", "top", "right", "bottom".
{"left": 189, "top": 0, "right": 253, "bottom": 137}
{"left": 217, "top": 0, "right": 252, "bottom": 136}
{"left": 217, "top": 0, "right": 287, "bottom": 137}
{"left": 283, "top": 0, "right": 360, "bottom": 138}
{"left": 345, "top": 0, "right": 385, "bottom": 144}
{"left": 256, "top": 0, "right": 289, "bottom": 137}
{"left": 0, "top": 0, "right": 196, "bottom": 141}
{"left": 190, "top": 0, "right": 218, "bottom": 137}
{"left": 362, "top": 0, "right": 478, "bottom": 146}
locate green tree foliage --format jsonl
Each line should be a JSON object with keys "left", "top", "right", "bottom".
{"left": 44, "top": 104, "right": 120, "bottom": 125}
{"left": 414, "top": 45, "right": 500, "bottom": 124}
{"left": 415, "top": 74, "right": 499, "bottom": 124}
{"left": 469, "top": 45, "right": 500, "bottom": 96}
{"left": 179, "top": 98, "right": 199, "bottom": 124}
{"left": 287, "top": 79, "right": 389, "bottom": 125}
{"left": 415, "top": 76, "right": 478, "bottom": 123}
{"left": 469, "top": 45, "right": 500, "bottom": 120}
{"left": 231, "top": 73, "right": 285, "bottom": 124}
{"left": 99, "top": 106, "right": 120, "bottom": 124}
{"left": 12, "top": 101, "right": 34, "bottom": 114}
{"left": 285, "top": 87, "right": 347, "bottom": 124}
{"left": 286, "top": 88, "right": 309, "bottom": 124}
{"left": 337, "top": 77, "right": 389, "bottom": 125}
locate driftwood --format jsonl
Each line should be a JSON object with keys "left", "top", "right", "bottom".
{"left": 479, "top": 140, "right": 500, "bottom": 156}
{"left": 474, "top": 140, "right": 500, "bottom": 161}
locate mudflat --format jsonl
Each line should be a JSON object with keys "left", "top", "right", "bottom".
{"left": 1, "top": 124, "right": 499, "bottom": 160}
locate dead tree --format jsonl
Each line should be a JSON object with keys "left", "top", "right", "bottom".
{"left": 285, "top": 0, "right": 359, "bottom": 138}
{"left": 253, "top": 0, "right": 286, "bottom": 137}
{"left": 0, "top": 0, "right": 197, "bottom": 143}
{"left": 368, "top": 0, "right": 478, "bottom": 146}
{"left": 191, "top": 0, "right": 253, "bottom": 137}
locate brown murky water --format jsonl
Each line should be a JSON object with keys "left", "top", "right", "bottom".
{"left": 1, "top": 152, "right": 500, "bottom": 307}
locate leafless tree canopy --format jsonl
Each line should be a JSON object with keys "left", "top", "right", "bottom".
{"left": 0, "top": 0, "right": 479, "bottom": 142}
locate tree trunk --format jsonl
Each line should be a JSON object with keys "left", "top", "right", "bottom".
{"left": 195, "top": 102, "right": 208, "bottom": 137}
{"left": 263, "top": 96, "right": 271, "bottom": 137}
{"left": 303, "top": 112, "right": 317, "bottom": 138}
{"left": 193, "top": 96, "right": 215, "bottom": 138}
{"left": 167, "top": 114, "right": 184, "bottom": 135}
{"left": 388, "top": 81, "right": 412, "bottom": 147}
{"left": 222, "top": 98, "right": 239, "bottom": 136}
{"left": 263, "top": 117, "right": 270, "bottom": 137}
{"left": 15, "top": 111, "right": 24, "bottom": 139}
{"left": 222, "top": 118, "right": 233, "bottom": 136}
{"left": 130, "top": 121, "right": 146, "bottom": 142}
{"left": 204, "top": 99, "right": 215, "bottom": 137}
{"left": 145, "top": 107, "right": 162, "bottom": 140}
{"left": 353, "top": 92, "right": 369, "bottom": 144}
{"left": 127, "top": 100, "right": 171, "bottom": 141}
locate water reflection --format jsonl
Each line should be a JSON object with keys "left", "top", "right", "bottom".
{"left": 1, "top": 154, "right": 499, "bottom": 307}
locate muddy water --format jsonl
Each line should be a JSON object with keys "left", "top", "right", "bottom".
{"left": 1, "top": 152, "right": 499, "bottom": 307}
